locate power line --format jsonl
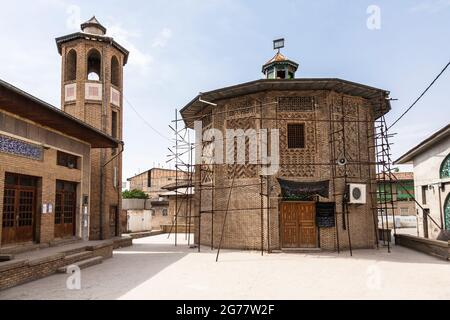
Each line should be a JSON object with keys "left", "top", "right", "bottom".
{"left": 388, "top": 60, "right": 450, "bottom": 131}
{"left": 124, "top": 96, "right": 172, "bottom": 141}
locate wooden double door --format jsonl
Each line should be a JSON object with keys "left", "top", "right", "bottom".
{"left": 2, "top": 173, "right": 38, "bottom": 245}
{"left": 280, "top": 202, "right": 318, "bottom": 248}
{"left": 54, "top": 180, "right": 77, "bottom": 239}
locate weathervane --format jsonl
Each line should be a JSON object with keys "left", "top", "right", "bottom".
{"left": 273, "top": 38, "right": 285, "bottom": 53}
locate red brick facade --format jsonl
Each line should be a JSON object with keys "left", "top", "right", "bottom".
{"left": 187, "top": 87, "right": 390, "bottom": 251}
{"left": 58, "top": 29, "right": 127, "bottom": 240}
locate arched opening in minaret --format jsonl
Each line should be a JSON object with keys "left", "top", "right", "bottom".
{"left": 111, "top": 56, "right": 120, "bottom": 87}
{"left": 87, "top": 49, "right": 102, "bottom": 81}
{"left": 65, "top": 49, "right": 77, "bottom": 82}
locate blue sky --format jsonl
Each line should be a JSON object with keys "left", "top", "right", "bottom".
{"left": 0, "top": 0, "right": 449, "bottom": 179}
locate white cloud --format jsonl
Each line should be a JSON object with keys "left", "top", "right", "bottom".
{"left": 108, "top": 24, "right": 154, "bottom": 71}
{"left": 152, "top": 28, "right": 173, "bottom": 48}
{"left": 66, "top": 4, "right": 82, "bottom": 31}
{"left": 410, "top": 0, "right": 450, "bottom": 13}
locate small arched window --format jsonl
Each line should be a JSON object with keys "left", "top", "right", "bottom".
{"left": 111, "top": 56, "right": 120, "bottom": 87}
{"left": 65, "top": 49, "right": 77, "bottom": 82}
{"left": 440, "top": 154, "right": 450, "bottom": 179}
{"left": 87, "top": 49, "right": 102, "bottom": 81}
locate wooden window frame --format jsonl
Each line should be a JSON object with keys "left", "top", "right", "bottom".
{"left": 57, "top": 151, "right": 79, "bottom": 170}
{"left": 421, "top": 185, "right": 427, "bottom": 205}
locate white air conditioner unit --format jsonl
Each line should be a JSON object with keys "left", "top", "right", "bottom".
{"left": 348, "top": 184, "right": 367, "bottom": 204}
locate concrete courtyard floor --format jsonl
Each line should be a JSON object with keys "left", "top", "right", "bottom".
{"left": 0, "top": 234, "right": 448, "bottom": 300}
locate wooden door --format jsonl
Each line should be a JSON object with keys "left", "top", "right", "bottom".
{"left": 2, "top": 173, "right": 37, "bottom": 245}
{"left": 54, "top": 181, "right": 77, "bottom": 239}
{"left": 280, "top": 202, "right": 317, "bottom": 248}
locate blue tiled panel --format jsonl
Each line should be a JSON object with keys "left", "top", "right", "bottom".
{"left": 0, "top": 134, "right": 43, "bottom": 161}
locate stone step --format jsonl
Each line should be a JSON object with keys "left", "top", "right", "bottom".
{"left": 50, "top": 238, "right": 82, "bottom": 248}
{"left": 57, "top": 256, "right": 103, "bottom": 273}
{"left": 0, "top": 254, "right": 14, "bottom": 262}
{"left": 64, "top": 251, "right": 93, "bottom": 261}
{"left": 62, "top": 246, "right": 91, "bottom": 256}
{"left": 0, "top": 243, "right": 46, "bottom": 255}
{"left": 282, "top": 248, "right": 322, "bottom": 253}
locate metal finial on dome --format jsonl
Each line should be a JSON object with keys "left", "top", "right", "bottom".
{"left": 262, "top": 38, "right": 299, "bottom": 79}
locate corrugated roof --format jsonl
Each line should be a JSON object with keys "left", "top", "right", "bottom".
{"left": 162, "top": 179, "right": 195, "bottom": 191}
{"left": 159, "top": 187, "right": 195, "bottom": 197}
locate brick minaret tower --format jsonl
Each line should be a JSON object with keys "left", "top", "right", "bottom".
{"left": 56, "top": 16, "right": 129, "bottom": 240}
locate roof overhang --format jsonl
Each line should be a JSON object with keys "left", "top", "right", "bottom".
{"left": 0, "top": 79, "right": 119, "bottom": 148}
{"left": 180, "top": 78, "right": 391, "bottom": 128}
{"left": 151, "top": 200, "right": 169, "bottom": 206}
{"left": 395, "top": 123, "right": 450, "bottom": 164}
{"left": 159, "top": 187, "right": 195, "bottom": 197}
{"left": 162, "top": 179, "right": 194, "bottom": 191}
{"left": 55, "top": 32, "right": 129, "bottom": 65}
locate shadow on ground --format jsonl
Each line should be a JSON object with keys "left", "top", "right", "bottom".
{"left": 0, "top": 237, "right": 192, "bottom": 300}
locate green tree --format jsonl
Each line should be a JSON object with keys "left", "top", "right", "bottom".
{"left": 122, "top": 189, "right": 149, "bottom": 199}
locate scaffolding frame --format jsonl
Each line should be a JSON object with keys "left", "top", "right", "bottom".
{"left": 167, "top": 94, "right": 398, "bottom": 261}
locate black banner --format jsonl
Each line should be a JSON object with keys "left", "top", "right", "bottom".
{"left": 316, "top": 202, "right": 336, "bottom": 228}
{"left": 0, "top": 300, "right": 434, "bottom": 319}
{"left": 277, "top": 179, "right": 330, "bottom": 200}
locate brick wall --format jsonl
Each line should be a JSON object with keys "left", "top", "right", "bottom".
{"left": 151, "top": 206, "right": 171, "bottom": 230}
{"left": 60, "top": 39, "right": 124, "bottom": 240}
{"left": 128, "top": 169, "right": 187, "bottom": 199}
{"left": 194, "top": 90, "right": 378, "bottom": 251}
{"left": 0, "top": 111, "right": 91, "bottom": 247}
{"left": 0, "top": 242, "right": 114, "bottom": 290}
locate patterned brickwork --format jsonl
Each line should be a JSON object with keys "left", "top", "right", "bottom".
{"left": 226, "top": 117, "right": 258, "bottom": 179}
{"left": 194, "top": 90, "right": 378, "bottom": 251}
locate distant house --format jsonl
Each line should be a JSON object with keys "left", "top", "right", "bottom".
{"left": 125, "top": 168, "right": 189, "bottom": 231}
{"left": 377, "top": 172, "right": 415, "bottom": 216}
{"left": 127, "top": 168, "right": 186, "bottom": 199}
{"left": 395, "top": 124, "right": 450, "bottom": 240}
{"left": 159, "top": 181, "right": 196, "bottom": 234}
{"left": 149, "top": 198, "right": 169, "bottom": 231}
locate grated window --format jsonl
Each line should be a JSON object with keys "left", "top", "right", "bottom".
{"left": 287, "top": 124, "right": 305, "bottom": 149}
